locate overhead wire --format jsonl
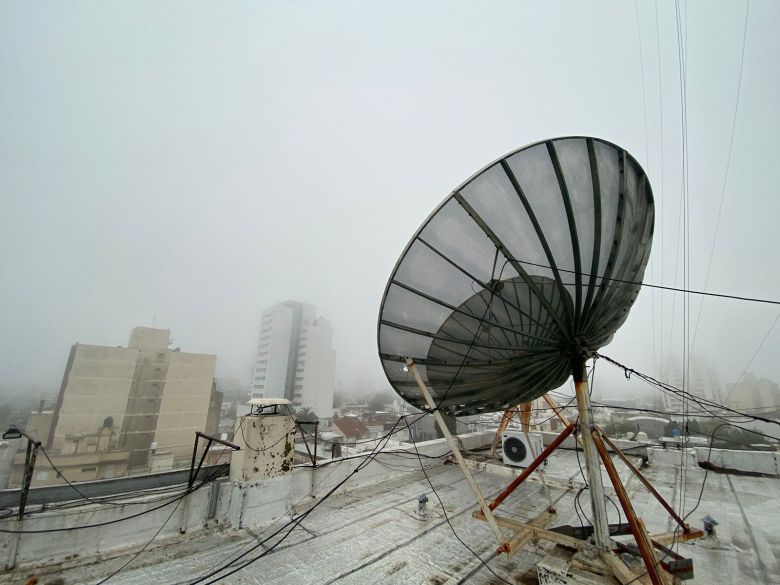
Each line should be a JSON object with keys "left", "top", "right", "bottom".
{"left": 689, "top": 0, "right": 752, "bottom": 358}
{"left": 186, "top": 413, "right": 429, "bottom": 584}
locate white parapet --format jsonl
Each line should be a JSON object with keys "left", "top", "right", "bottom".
{"left": 695, "top": 447, "right": 779, "bottom": 476}
{"left": 647, "top": 447, "right": 698, "bottom": 469}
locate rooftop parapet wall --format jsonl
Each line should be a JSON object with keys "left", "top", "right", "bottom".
{"left": 696, "top": 447, "right": 780, "bottom": 476}
{"left": 1, "top": 432, "right": 485, "bottom": 572}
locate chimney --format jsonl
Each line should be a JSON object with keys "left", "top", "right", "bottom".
{"left": 229, "top": 399, "right": 296, "bottom": 482}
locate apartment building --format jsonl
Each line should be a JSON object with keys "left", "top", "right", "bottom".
{"left": 252, "top": 301, "right": 335, "bottom": 420}
{"left": 48, "top": 326, "right": 219, "bottom": 470}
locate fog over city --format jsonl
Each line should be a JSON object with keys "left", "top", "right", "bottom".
{"left": 2, "top": 1, "right": 779, "bottom": 403}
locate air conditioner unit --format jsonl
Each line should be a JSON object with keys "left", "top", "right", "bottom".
{"left": 502, "top": 432, "right": 543, "bottom": 468}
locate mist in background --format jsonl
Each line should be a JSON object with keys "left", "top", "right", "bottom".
{"left": 1, "top": 1, "right": 778, "bottom": 404}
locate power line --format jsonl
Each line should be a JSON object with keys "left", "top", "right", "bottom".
{"left": 402, "top": 418, "right": 512, "bottom": 585}
{"left": 689, "top": 0, "right": 752, "bottom": 357}
{"left": 508, "top": 257, "right": 780, "bottom": 306}
{"left": 186, "top": 413, "right": 429, "bottom": 584}
{"left": 597, "top": 353, "right": 780, "bottom": 430}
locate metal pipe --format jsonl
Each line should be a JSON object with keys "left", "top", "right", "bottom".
{"left": 18, "top": 440, "right": 40, "bottom": 521}
{"left": 313, "top": 421, "right": 319, "bottom": 469}
{"left": 406, "top": 358, "right": 508, "bottom": 551}
{"left": 591, "top": 430, "right": 668, "bottom": 585}
{"left": 573, "top": 368, "right": 611, "bottom": 551}
{"left": 489, "top": 422, "right": 576, "bottom": 511}
{"left": 598, "top": 429, "right": 689, "bottom": 532}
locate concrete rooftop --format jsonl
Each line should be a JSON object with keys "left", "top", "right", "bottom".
{"left": 8, "top": 447, "right": 778, "bottom": 585}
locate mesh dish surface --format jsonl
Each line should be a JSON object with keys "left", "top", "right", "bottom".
{"left": 378, "top": 137, "right": 654, "bottom": 415}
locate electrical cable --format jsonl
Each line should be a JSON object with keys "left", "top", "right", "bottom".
{"left": 186, "top": 413, "right": 427, "bottom": 584}
{"left": 0, "top": 428, "right": 239, "bottom": 534}
{"left": 505, "top": 257, "right": 780, "bottom": 306}
{"left": 402, "top": 418, "right": 513, "bottom": 585}
{"left": 689, "top": 0, "right": 752, "bottom": 357}
{"left": 95, "top": 431, "right": 242, "bottom": 584}
{"left": 597, "top": 353, "right": 780, "bottom": 428}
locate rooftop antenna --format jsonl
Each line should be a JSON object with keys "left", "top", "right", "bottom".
{"left": 378, "top": 137, "right": 702, "bottom": 584}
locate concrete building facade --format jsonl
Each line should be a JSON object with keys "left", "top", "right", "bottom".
{"left": 725, "top": 372, "right": 780, "bottom": 414}
{"left": 660, "top": 357, "right": 724, "bottom": 414}
{"left": 251, "top": 301, "right": 335, "bottom": 420}
{"left": 48, "top": 327, "right": 219, "bottom": 471}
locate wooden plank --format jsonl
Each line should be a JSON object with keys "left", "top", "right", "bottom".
{"left": 650, "top": 529, "right": 705, "bottom": 546}
{"left": 602, "top": 551, "right": 647, "bottom": 585}
{"left": 504, "top": 510, "right": 555, "bottom": 556}
{"left": 473, "top": 510, "right": 586, "bottom": 551}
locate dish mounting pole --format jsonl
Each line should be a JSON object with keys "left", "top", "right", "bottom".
{"left": 572, "top": 357, "right": 611, "bottom": 551}
{"left": 405, "top": 357, "right": 508, "bottom": 552}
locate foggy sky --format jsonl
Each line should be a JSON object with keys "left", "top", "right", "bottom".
{"left": 1, "top": 1, "right": 779, "bottom": 401}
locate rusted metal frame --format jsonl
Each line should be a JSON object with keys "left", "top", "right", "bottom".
{"left": 489, "top": 422, "right": 576, "bottom": 511}
{"left": 520, "top": 402, "right": 531, "bottom": 432}
{"left": 616, "top": 539, "right": 693, "bottom": 580}
{"left": 591, "top": 429, "right": 668, "bottom": 585}
{"left": 188, "top": 431, "right": 241, "bottom": 490}
{"left": 18, "top": 437, "right": 41, "bottom": 521}
{"left": 406, "top": 358, "right": 508, "bottom": 552}
{"left": 183, "top": 432, "right": 240, "bottom": 534}
{"left": 296, "top": 422, "right": 316, "bottom": 466}
{"left": 542, "top": 394, "right": 577, "bottom": 432}
{"left": 519, "top": 400, "right": 555, "bottom": 510}
{"left": 598, "top": 429, "right": 689, "bottom": 532}
{"left": 489, "top": 407, "right": 520, "bottom": 456}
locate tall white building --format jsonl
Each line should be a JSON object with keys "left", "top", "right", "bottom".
{"left": 252, "top": 301, "right": 336, "bottom": 420}
{"left": 660, "top": 357, "right": 724, "bottom": 414}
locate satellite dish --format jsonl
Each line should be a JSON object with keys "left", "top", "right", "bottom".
{"left": 378, "top": 137, "right": 654, "bottom": 415}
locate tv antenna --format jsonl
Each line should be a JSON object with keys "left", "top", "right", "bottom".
{"left": 378, "top": 137, "right": 702, "bottom": 584}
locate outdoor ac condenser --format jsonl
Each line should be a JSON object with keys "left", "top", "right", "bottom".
{"left": 501, "top": 431, "right": 543, "bottom": 467}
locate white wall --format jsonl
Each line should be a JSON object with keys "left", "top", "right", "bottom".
{"left": 298, "top": 316, "right": 335, "bottom": 419}
{"left": 2, "top": 432, "right": 494, "bottom": 571}
{"left": 252, "top": 305, "right": 293, "bottom": 401}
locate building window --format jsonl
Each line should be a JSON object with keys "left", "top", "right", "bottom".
{"left": 253, "top": 384, "right": 263, "bottom": 389}
{"left": 255, "top": 368, "right": 267, "bottom": 374}
{"left": 294, "top": 393, "right": 302, "bottom": 398}
{"left": 254, "top": 376, "right": 265, "bottom": 381}
{"left": 294, "top": 385, "right": 303, "bottom": 390}
{"left": 298, "top": 352, "right": 306, "bottom": 357}
{"left": 293, "top": 402, "right": 302, "bottom": 407}
{"left": 36, "top": 471, "right": 49, "bottom": 481}
{"left": 295, "top": 377, "right": 303, "bottom": 381}
{"left": 81, "top": 467, "right": 97, "bottom": 473}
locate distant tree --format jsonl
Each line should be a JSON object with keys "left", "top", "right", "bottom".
{"left": 296, "top": 407, "right": 318, "bottom": 423}
{"left": 367, "top": 390, "right": 395, "bottom": 412}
